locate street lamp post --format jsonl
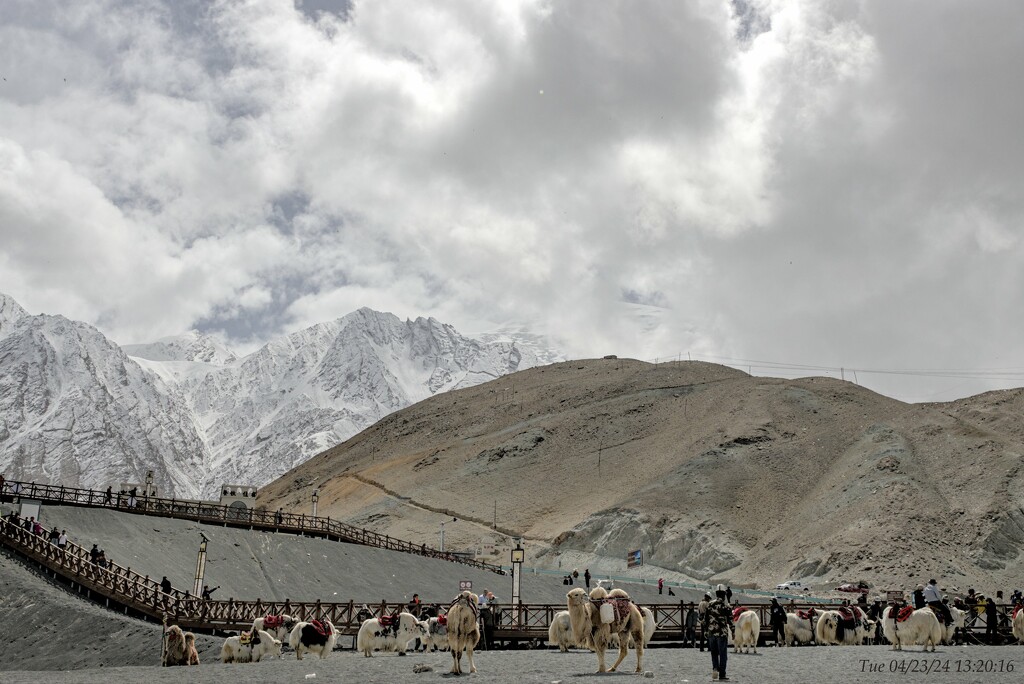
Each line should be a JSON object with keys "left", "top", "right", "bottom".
{"left": 440, "top": 521, "right": 445, "bottom": 553}
{"left": 193, "top": 533, "right": 209, "bottom": 597}
{"left": 311, "top": 489, "right": 319, "bottom": 518}
{"left": 510, "top": 539, "right": 524, "bottom": 625}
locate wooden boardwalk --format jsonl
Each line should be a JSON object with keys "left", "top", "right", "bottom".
{"left": 1, "top": 479, "right": 503, "bottom": 574}
{"left": 3, "top": 487, "right": 1021, "bottom": 645}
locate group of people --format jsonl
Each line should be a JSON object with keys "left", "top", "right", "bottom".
{"left": 88, "top": 543, "right": 112, "bottom": 568}
{"left": 4, "top": 511, "right": 69, "bottom": 550}
{"left": 904, "top": 581, "right": 1023, "bottom": 644}
{"left": 562, "top": 567, "right": 592, "bottom": 587}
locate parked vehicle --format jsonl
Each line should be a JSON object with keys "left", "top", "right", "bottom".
{"left": 835, "top": 581, "right": 870, "bottom": 593}
{"left": 775, "top": 580, "right": 810, "bottom": 592}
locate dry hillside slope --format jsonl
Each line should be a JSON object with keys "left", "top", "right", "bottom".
{"left": 257, "top": 359, "right": 1024, "bottom": 593}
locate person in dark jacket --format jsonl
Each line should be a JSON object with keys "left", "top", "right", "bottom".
{"left": 584, "top": 568, "right": 591, "bottom": 588}
{"left": 985, "top": 598, "right": 999, "bottom": 644}
{"left": 160, "top": 576, "right": 172, "bottom": 594}
{"left": 912, "top": 585, "right": 926, "bottom": 610}
{"left": 769, "top": 597, "right": 787, "bottom": 646}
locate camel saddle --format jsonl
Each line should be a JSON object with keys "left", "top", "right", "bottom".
{"left": 796, "top": 608, "right": 816, "bottom": 621}
{"left": 610, "top": 598, "right": 633, "bottom": 622}
{"left": 239, "top": 630, "right": 260, "bottom": 646}
{"left": 732, "top": 606, "right": 745, "bottom": 623}
{"left": 896, "top": 606, "right": 914, "bottom": 622}
{"left": 310, "top": 619, "right": 332, "bottom": 637}
{"left": 263, "top": 615, "right": 284, "bottom": 630}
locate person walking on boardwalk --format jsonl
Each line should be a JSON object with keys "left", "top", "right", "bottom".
{"left": 703, "top": 584, "right": 735, "bottom": 681}
{"left": 160, "top": 576, "right": 172, "bottom": 594}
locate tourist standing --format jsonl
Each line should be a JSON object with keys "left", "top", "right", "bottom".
{"left": 985, "top": 597, "right": 999, "bottom": 644}
{"left": 697, "top": 593, "right": 711, "bottom": 652}
{"left": 703, "top": 585, "right": 734, "bottom": 681}
{"left": 769, "top": 597, "right": 787, "bottom": 646}
{"left": 658, "top": 578, "right": 664, "bottom": 595}
{"left": 57, "top": 529, "right": 68, "bottom": 549}
{"left": 584, "top": 568, "right": 591, "bottom": 588}
{"left": 483, "top": 591, "right": 499, "bottom": 650}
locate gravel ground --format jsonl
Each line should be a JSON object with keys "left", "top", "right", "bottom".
{"left": 2, "top": 645, "right": 1022, "bottom": 684}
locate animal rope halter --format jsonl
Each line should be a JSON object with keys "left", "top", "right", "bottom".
{"left": 450, "top": 594, "right": 479, "bottom": 618}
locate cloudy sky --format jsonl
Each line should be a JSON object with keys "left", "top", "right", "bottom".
{"left": 2, "top": 0, "right": 1023, "bottom": 403}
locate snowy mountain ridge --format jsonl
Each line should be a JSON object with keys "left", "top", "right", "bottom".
{"left": 0, "top": 295, "right": 563, "bottom": 498}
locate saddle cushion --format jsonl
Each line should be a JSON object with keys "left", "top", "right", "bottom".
{"left": 896, "top": 606, "right": 914, "bottom": 622}
{"left": 310, "top": 619, "right": 332, "bottom": 637}
{"left": 732, "top": 606, "right": 745, "bottom": 623}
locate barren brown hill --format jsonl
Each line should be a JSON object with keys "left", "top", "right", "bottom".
{"left": 256, "top": 359, "right": 1024, "bottom": 595}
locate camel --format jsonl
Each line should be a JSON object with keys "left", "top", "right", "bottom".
{"left": 566, "top": 585, "right": 645, "bottom": 673}
{"left": 446, "top": 590, "right": 480, "bottom": 675}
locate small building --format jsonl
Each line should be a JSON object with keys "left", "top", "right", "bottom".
{"left": 219, "top": 484, "right": 258, "bottom": 510}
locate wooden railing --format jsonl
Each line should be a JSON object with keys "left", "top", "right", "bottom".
{"left": 4, "top": 507, "right": 1021, "bottom": 645}
{"left": 0, "top": 479, "right": 504, "bottom": 575}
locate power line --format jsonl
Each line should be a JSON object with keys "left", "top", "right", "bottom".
{"left": 650, "top": 353, "right": 1024, "bottom": 383}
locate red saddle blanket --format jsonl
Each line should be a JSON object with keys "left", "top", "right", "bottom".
{"left": 610, "top": 598, "right": 633, "bottom": 622}
{"left": 436, "top": 614, "right": 447, "bottom": 626}
{"left": 732, "top": 607, "right": 745, "bottom": 623}
{"left": 379, "top": 614, "right": 400, "bottom": 629}
{"left": 1013, "top": 605, "right": 1021, "bottom": 620}
{"left": 310, "top": 619, "right": 333, "bottom": 637}
{"left": 837, "top": 607, "right": 857, "bottom": 622}
{"left": 896, "top": 606, "right": 914, "bottom": 622}
{"left": 262, "top": 615, "right": 284, "bottom": 630}
{"left": 796, "top": 609, "right": 816, "bottom": 621}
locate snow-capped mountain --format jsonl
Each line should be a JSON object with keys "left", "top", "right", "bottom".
{"left": 181, "top": 308, "right": 551, "bottom": 491}
{"left": 0, "top": 293, "right": 27, "bottom": 339}
{"left": 0, "top": 312, "right": 209, "bottom": 497}
{"left": 0, "top": 294, "right": 563, "bottom": 497}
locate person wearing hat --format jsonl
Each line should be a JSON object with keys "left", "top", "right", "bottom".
{"left": 703, "top": 584, "right": 735, "bottom": 681}
{"left": 697, "top": 593, "right": 711, "bottom": 652}
{"left": 923, "top": 579, "right": 953, "bottom": 627}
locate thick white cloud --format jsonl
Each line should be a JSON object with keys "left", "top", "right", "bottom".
{"left": 1, "top": 0, "right": 1022, "bottom": 401}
